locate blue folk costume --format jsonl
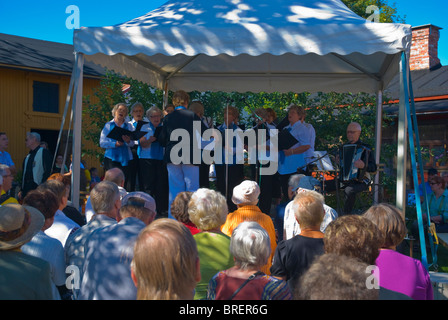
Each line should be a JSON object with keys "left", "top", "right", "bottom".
{"left": 100, "top": 119, "right": 134, "bottom": 169}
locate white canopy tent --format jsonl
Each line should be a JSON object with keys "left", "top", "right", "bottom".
{"left": 70, "top": 0, "right": 412, "bottom": 212}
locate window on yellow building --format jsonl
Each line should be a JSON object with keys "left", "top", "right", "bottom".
{"left": 33, "top": 81, "right": 59, "bottom": 113}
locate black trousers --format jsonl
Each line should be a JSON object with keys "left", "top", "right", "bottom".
{"left": 139, "top": 158, "right": 169, "bottom": 215}
{"left": 126, "top": 147, "right": 143, "bottom": 192}
{"left": 216, "top": 164, "right": 244, "bottom": 213}
{"left": 325, "top": 179, "right": 369, "bottom": 215}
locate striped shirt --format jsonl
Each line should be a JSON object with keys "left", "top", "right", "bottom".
{"left": 207, "top": 271, "right": 292, "bottom": 300}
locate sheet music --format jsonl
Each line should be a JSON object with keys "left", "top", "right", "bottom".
{"left": 313, "top": 151, "right": 334, "bottom": 171}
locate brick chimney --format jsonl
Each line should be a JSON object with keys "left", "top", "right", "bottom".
{"left": 409, "top": 24, "right": 442, "bottom": 71}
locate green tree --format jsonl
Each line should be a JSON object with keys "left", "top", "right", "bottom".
{"left": 341, "top": 0, "right": 406, "bottom": 23}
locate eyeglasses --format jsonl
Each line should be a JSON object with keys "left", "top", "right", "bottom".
{"left": 429, "top": 182, "right": 440, "bottom": 185}
{"left": 347, "top": 130, "right": 359, "bottom": 134}
{"left": 150, "top": 115, "right": 161, "bottom": 118}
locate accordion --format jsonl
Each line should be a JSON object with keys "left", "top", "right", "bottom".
{"left": 340, "top": 144, "right": 370, "bottom": 183}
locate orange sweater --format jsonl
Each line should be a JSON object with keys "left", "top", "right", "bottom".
{"left": 221, "top": 205, "right": 277, "bottom": 275}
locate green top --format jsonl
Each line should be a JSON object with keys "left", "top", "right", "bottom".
{"left": 428, "top": 189, "right": 448, "bottom": 223}
{"left": 193, "top": 231, "right": 234, "bottom": 300}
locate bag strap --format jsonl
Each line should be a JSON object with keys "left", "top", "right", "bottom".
{"left": 228, "top": 271, "right": 263, "bottom": 300}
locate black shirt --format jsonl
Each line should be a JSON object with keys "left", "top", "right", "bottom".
{"left": 270, "top": 235, "right": 324, "bottom": 290}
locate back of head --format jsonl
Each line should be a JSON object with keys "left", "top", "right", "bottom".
{"left": 23, "top": 189, "right": 59, "bottom": 220}
{"left": 232, "top": 180, "right": 260, "bottom": 207}
{"left": 37, "top": 180, "right": 66, "bottom": 205}
{"left": 324, "top": 215, "right": 382, "bottom": 265}
{"left": 230, "top": 221, "right": 271, "bottom": 270}
{"left": 188, "top": 188, "right": 228, "bottom": 231}
{"left": 132, "top": 219, "right": 199, "bottom": 300}
{"left": 172, "top": 90, "right": 190, "bottom": 107}
{"left": 292, "top": 192, "right": 325, "bottom": 229}
{"left": 171, "top": 191, "right": 193, "bottom": 223}
{"left": 189, "top": 101, "right": 204, "bottom": 117}
{"left": 363, "top": 203, "right": 407, "bottom": 249}
{"left": 119, "top": 198, "right": 155, "bottom": 225}
{"left": 296, "top": 253, "right": 378, "bottom": 300}
{"left": 104, "top": 168, "right": 125, "bottom": 187}
{"left": 90, "top": 181, "right": 120, "bottom": 214}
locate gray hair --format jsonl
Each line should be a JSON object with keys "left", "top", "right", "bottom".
{"left": 230, "top": 221, "right": 271, "bottom": 270}
{"left": 288, "top": 174, "right": 305, "bottom": 190}
{"left": 90, "top": 181, "right": 120, "bottom": 214}
{"left": 27, "top": 132, "right": 41, "bottom": 143}
{"left": 348, "top": 122, "right": 362, "bottom": 131}
{"left": 146, "top": 106, "right": 162, "bottom": 119}
{"left": 111, "top": 102, "right": 128, "bottom": 118}
{"left": 131, "top": 102, "right": 144, "bottom": 113}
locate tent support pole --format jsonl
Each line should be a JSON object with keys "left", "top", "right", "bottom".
{"left": 396, "top": 57, "right": 407, "bottom": 216}
{"left": 71, "top": 52, "right": 84, "bottom": 209}
{"left": 163, "top": 80, "right": 169, "bottom": 107}
{"left": 373, "top": 89, "right": 383, "bottom": 204}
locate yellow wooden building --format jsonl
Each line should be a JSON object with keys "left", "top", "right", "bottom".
{"left": 0, "top": 33, "right": 105, "bottom": 179}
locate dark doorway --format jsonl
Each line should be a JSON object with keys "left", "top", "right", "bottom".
{"left": 31, "top": 129, "right": 71, "bottom": 164}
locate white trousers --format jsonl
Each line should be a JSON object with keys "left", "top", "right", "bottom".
{"left": 167, "top": 163, "right": 199, "bottom": 219}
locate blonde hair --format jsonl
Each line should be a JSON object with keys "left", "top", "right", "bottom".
{"left": 292, "top": 192, "right": 325, "bottom": 229}
{"left": 363, "top": 203, "right": 407, "bottom": 248}
{"left": 172, "top": 90, "right": 190, "bottom": 107}
{"left": 188, "top": 188, "right": 228, "bottom": 231}
{"left": 131, "top": 219, "right": 199, "bottom": 300}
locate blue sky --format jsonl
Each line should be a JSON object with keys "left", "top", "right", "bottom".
{"left": 0, "top": 0, "right": 446, "bottom": 65}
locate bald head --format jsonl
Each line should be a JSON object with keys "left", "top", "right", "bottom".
{"left": 104, "top": 167, "right": 125, "bottom": 187}
{"left": 346, "top": 122, "right": 361, "bottom": 144}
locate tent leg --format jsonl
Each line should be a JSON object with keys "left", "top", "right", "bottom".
{"left": 399, "top": 52, "right": 428, "bottom": 270}
{"left": 396, "top": 68, "right": 407, "bottom": 216}
{"left": 373, "top": 89, "right": 383, "bottom": 204}
{"left": 71, "top": 53, "right": 84, "bottom": 210}
{"left": 163, "top": 81, "right": 169, "bottom": 107}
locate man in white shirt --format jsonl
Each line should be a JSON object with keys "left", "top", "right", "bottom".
{"left": 283, "top": 174, "right": 337, "bottom": 240}
{"left": 84, "top": 167, "right": 127, "bottom": 223}
{"left": 37, "top": 180, "right": 80, "bottom": 247}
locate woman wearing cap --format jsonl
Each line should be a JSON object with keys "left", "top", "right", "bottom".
{"left": 207, "top": 221, "right": 292, "bottom": 300}
{"left": 0, "top": 203, "right": 55, "bottom": 299}
{"left": 220, "top": 180, "right": 277, "bottom": 274}
{"left": 188, "top": 188, "right": 234, "bottom": 300}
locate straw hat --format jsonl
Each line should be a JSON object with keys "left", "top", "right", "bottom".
{"left": 232, "top": 180, "right": 260, "bottom": 206}
{"left": 0, "top": 203, "right": 44, "bottom": 250}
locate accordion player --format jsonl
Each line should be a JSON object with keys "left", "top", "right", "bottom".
{"left": 340, "top": 143, "right": 373, "bottom": 184}
{"left": 324, "top": 123, "right": 377, "bottom": 215}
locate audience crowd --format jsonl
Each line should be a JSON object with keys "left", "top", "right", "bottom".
{"left": 0, "top": 97, "right": 437, "bottom": 301}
